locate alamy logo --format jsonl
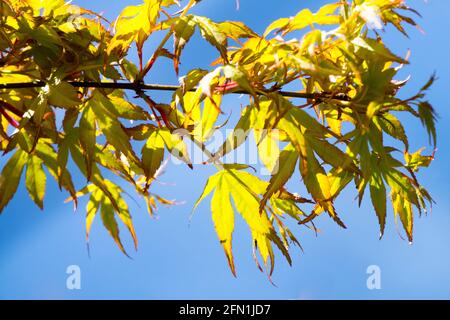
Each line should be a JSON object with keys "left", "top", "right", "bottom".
{"left": 66, "top": 265, "right": 81, "bottom": 290}
{"left": 366, "top": 265, "right": 381, "bottom": 290}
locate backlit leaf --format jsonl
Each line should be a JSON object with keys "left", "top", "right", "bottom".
{"left": 0, "top": 149, "right": 28, "bottom": 213}
{"left": 370, "top": 172, "right": 387, "bottom": 238}
{"left": 211, "top": 174, "right": 236, "bottom": 276}
{"left": 142, "top": 129, "right": 165, "bottom": 183}
{"left": 261, "top": 144, "right": 298, "bottom": 211}
{"left": 25, "top": 155, "right": 47, "bottom": 209}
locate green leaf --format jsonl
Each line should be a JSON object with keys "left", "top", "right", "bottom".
{"left": 384, "top": 169, "right": 419, "bottom": 208}
{"left": 48, "top": 82, "right": 81, "bottom": 109}
{"left": 142, "top": 130, "right": 165, "bottom": 183}
{"left": 21, "top": 93, "right": 48, "bottom": 127}
{"left": 120, "top": 59, "right": 139, "bottom": 82}
{"left": 352, "top": 37, "right": 409, "bottom": 64}
{"left": 405, "top": 148, "right": 434, "bottom": 172}
{"left": 270, "top": 198, "right": 305, "bottom": 222}
{"left": 278, "top": 109, "right": 333, "bottom": 202}
{"left": 392, "top": 191, "right": 414, "bottom": 242}
{"left": 35, "top": 142, "right": 77, "bottom": 206}
{"left": 376, "top": 113, "right": 409, "bottom": 149}
{"left": 79, "top": 104, "right": 96, "bottom": 179}
{"left": 89, "top": 91, "right": 139, "bottom": 164}
{"left": 0, "top": 149, "right": 27, "bottom": 213}
{"left": 109, "top": 94, "right": 150, "bottom": 121}
{"left": 172, "top": 15, "right": 197, "bottom": 74}
{"left": 104, "top": 180, "right": 138, "bottom": 250}
{"left": 301, "top": 149, "right": 332, "bottom": 202}
{"left": 280, "top": 107, "right": 331, "bottom": 138}
{"left": 277, "top": 105, "right": 348, "bottom": 228}
{"left": 80, "top": 182, "right": 137, "bottom": 254}
{"left": 370, "top": 172, "right": 387, "bottom": 238}
{"left": 193, "top": 16, "right": 228, "bottom": 60}
{"left": 420, "top": 73, "right": 437, "bottom": 92}
{"left": 25, "top": 155, "right": 47, "bottom": 209}
{"left": 328, "top": 168, "right": 353, "bottom": 199}
{"left": 418, "top": 101, "right": 437, "bottom": 147}
{"left": 306, "top": 135, "right": 358, "bottom": 173}
{"left": 101, "top": 194, "right": 128, "bottom": 255}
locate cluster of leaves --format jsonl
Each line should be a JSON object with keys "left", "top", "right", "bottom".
{"left": 0, "top": 0, "right": 437, "bottom": 277}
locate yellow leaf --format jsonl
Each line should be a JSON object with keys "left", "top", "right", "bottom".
{"left": 142, "top": 130, "right": 165, "bottom": 183}
{"left": 86, "top": 188, "right": 102, "bottom": 244}
{"left": 260, "top": 144, "right": 298, "bottom": 211}
{"left": 101, "top": 195, "right": 129, "bottom": 256}
{"left": 211, "top": 174, "right": 236, "bottom": 276}
{"left": 255, "top": 130, "right": 281, "bottom": 174}
{"left": 392, "top": 192, "right": 413, "bottom": 242}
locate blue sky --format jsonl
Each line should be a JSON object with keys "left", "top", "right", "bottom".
{"left": 1, "top": 0, "right": 450, "bottom": 299}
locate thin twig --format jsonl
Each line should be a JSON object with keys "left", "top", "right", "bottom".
{"left": 0, "top": 81, "right": 351, "bottom": 101}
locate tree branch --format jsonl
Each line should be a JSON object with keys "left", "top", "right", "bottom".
{"left": 0, "top": 81, "right": 351, "bottom": 101}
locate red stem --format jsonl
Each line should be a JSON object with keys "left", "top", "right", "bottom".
{"left": 0, "top": 107, "right": 19, "bottom": 128}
